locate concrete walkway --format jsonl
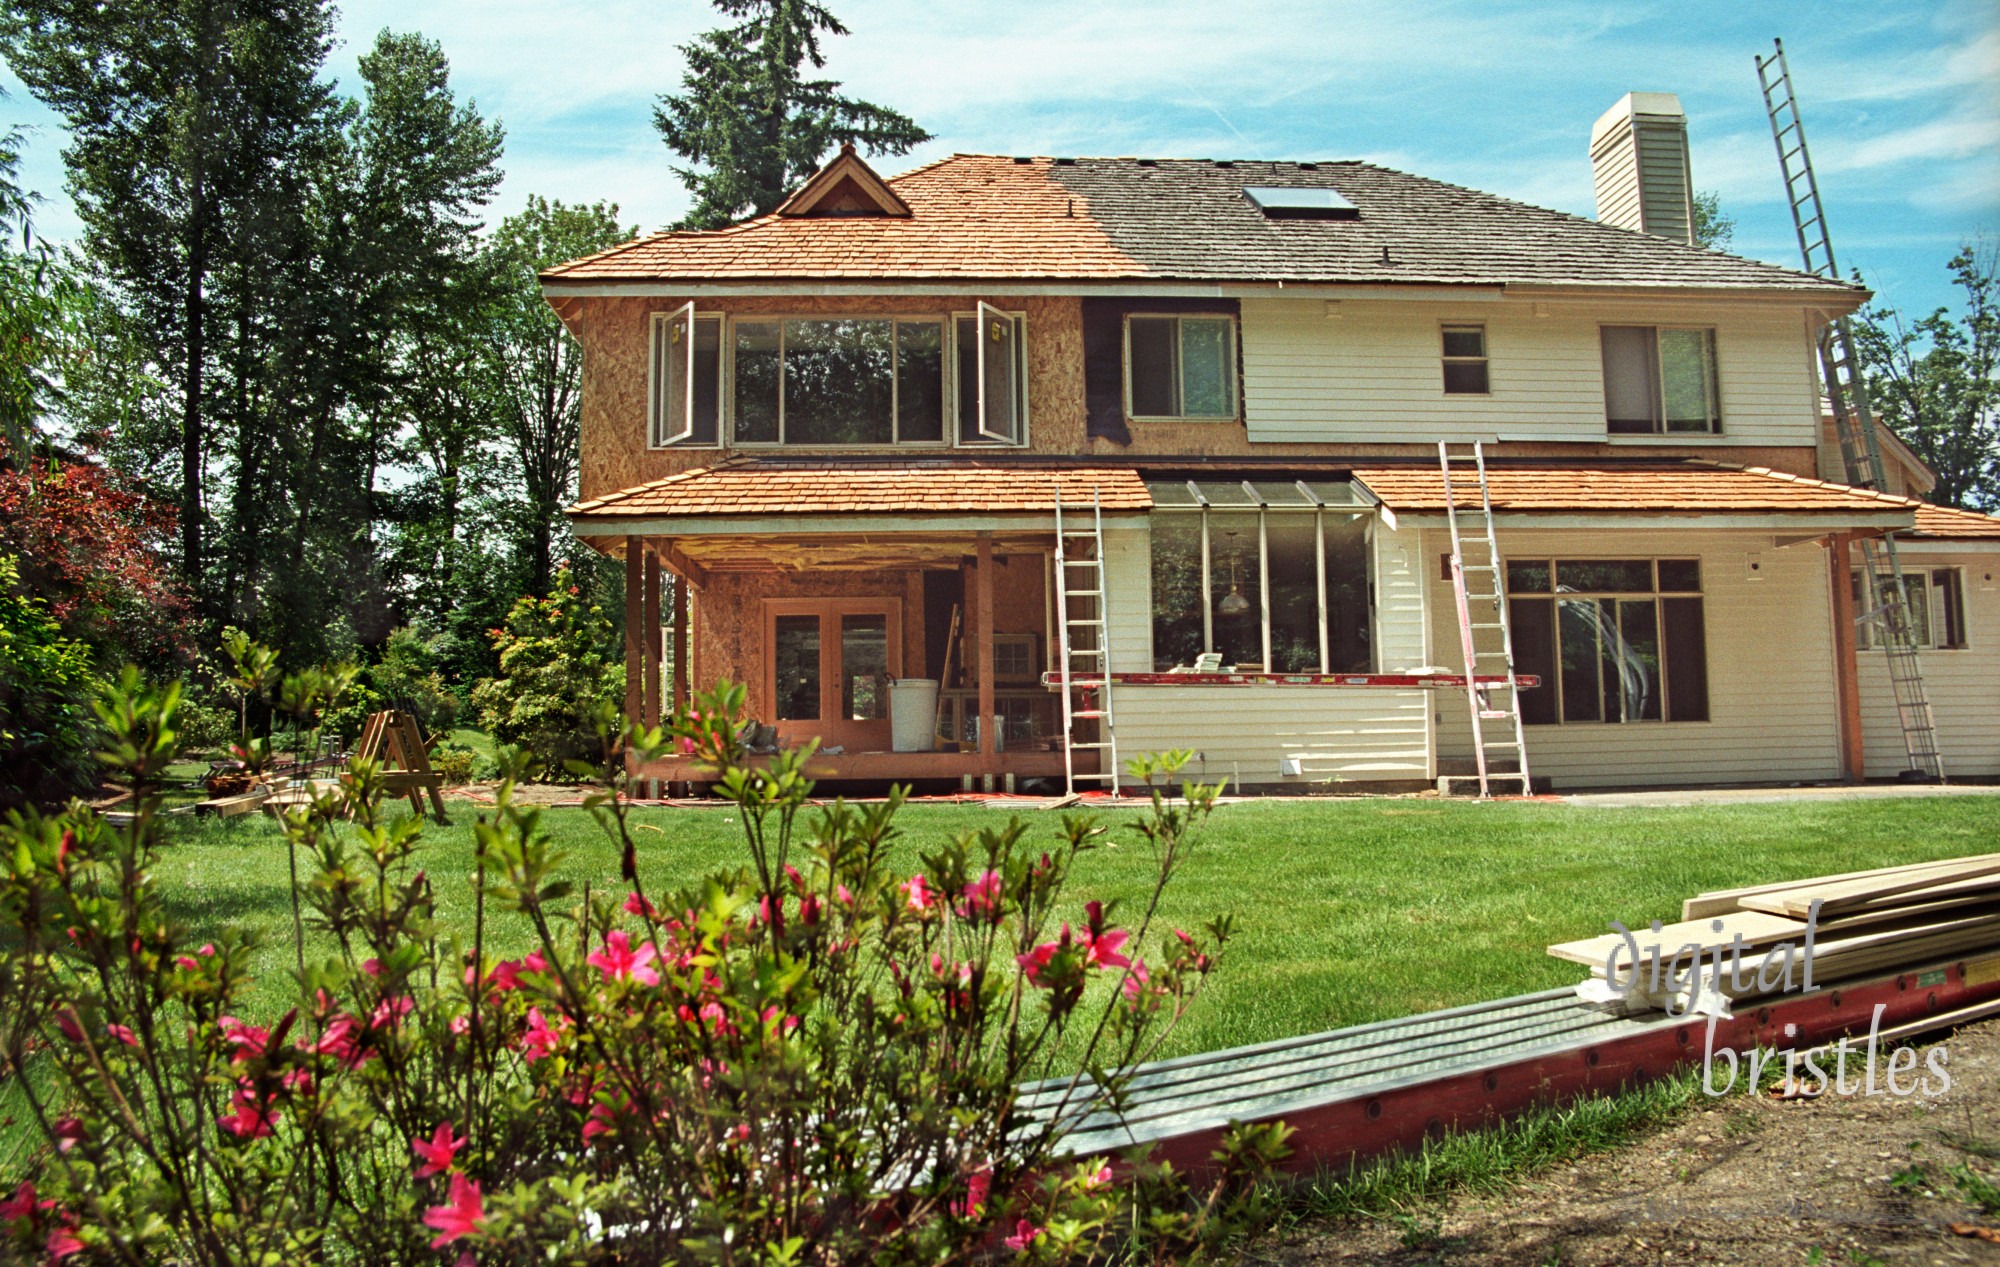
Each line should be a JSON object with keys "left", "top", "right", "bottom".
{"left": 1562, "top": 781, "right": 1998, "bottom": 808}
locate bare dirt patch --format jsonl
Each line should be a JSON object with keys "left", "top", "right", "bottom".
{"left": 1277, "top": 1018, "right": 2000, "bottom": 1266}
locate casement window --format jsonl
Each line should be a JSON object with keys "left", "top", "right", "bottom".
{"left": 1852, "top": 568, "right": 1968, "bottom": 650}
{"left": 954, "top": 305, "right": 1028, "bottom": 444}
{"left": 1506, "top": 559, "right": 1709, "bottom": 724}
{"left": 1440, "top": 324, "right": 1490, "bottom": 395}
{"left": 650, "top": 307, "right": 723, "bottom": 447}
{"left": 1601, "top": 326, "right": 1720, "bottom": 434}
{"left": 1146, "top": 480, "right": 1373, "bottom": 673}
{"left": 1124, "top": 314, "right": 1238, "bottom": 420}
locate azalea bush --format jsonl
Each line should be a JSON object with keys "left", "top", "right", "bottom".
{"left": 0, "top": 677, "right": 1288, "bottom": 1264}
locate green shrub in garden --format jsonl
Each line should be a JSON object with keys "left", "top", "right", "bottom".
{"left": 470, "top": 570, "right": 621, "bottom": 781}
{"left": 0, "top": 553, "right": 98, "bottom": 808}
{"left": 430, "top": 745, "right": 476, "bottom": 785}
{"left": 0, "top": 676, "right": 1287, "bottom": 1264}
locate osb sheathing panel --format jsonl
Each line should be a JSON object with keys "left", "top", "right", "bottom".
{"left": 575, "top": 295, "right": 1086, "bottom": 502}
{"left": 688, "top": 555, "right": 1051, "bottom": 718}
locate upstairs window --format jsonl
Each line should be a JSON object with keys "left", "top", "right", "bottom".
{"left": 651, "top": 307, "right": 723, "bottom": 447}
{"left": 1441, "top": 323, "right": 1489, "bottom": 395}
{"left": 727, "top": 316, "right": 950, "bottom": 446}
{"left": 955, "top": 305, "right": 1027, "bottom": 444}
{"left": 1125, "top": 314, "right": 1237, "bottom": 420}
{"left": 1601, "top": 326, "right": 1720, "bottom": 434}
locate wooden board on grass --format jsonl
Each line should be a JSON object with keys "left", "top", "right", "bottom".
{"left": 1681, "top": 852, "right": 2000, "bottom": 921}
{"left": 1738, "top": 868, "right": 2000, "bottom": 920}
{"left": 1552, "top": 896, "right": 2000, "bottom": 973}
{"left": 1728, "top": 857, "right": 2000, "bottom": 920}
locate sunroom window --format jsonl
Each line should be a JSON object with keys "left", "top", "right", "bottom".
{"left": 1147, "top": 480, "right": 1372, "bottom": 673}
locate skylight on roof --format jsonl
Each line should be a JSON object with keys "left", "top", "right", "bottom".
{"left": 1244, "top": 186, "right": 1359, "bottom": 220}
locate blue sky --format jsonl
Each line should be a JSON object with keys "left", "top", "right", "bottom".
{"left": 3, "top": 0, "right": 1994, "bottom": 317}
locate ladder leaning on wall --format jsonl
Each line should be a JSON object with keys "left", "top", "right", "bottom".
{"left": 1756, "top": 38, "right": 1944, "bottom": 782}
{"left": 1438, "top": 442, "right": 1532, "bottom": 798}
{"left": 1052, "top": 485, "right": 1121, "bottom": 798}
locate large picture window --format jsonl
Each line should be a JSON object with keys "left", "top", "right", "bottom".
{"left": 1146, "top": 480, "right": 1372, "bottom": 673}
{"left": 1853, "top": 568, "right": 1968, "bottom": 651}
{"left": 1507, "top": 559, "right": 1708, "bottom": 724}
{"left": 1601, "top": 326, "right": 1720, "bottom": 434}
{"left": 1125, "top": 315, "right": 1237, "bottom": 419}
{"left": 727, "top": 316, "right": 947, "bottom": 446}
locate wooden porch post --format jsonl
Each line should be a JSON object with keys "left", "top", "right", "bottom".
{"left": 976, "top": 533, "right": 997, "bottom": 771}
{"left": 623, "top": 538, "right": 643, "bottom": 738}
{"left": 642, "top": 548, "right": 663, "bottom": 729}
{"left": 1828, "top": 531, "right": 1864, "bottom": 781}
{"left": 672, "top": 574, "right": 690, "bottom": 713}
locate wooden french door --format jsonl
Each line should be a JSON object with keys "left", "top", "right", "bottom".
{"left": 764, "top": 599, "right": 903, "bottom": 750}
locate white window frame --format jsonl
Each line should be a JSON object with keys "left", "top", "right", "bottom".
{"left": 1121, "top": 312, "right": 1240, "bottom": 421}
{"left": 722, "top": 313, "right": 954, "bottom": 449}
{"left": 954, "top": 304, "right": 1030, "bottom": 448}
{"left": 1854, "top": 567, "right": 1968, "bottom": 651}
{"left": 1600, "top": 324, "right": 1722, "bottom": 436}
{"left": 649, "top": 304, "right": 724, "bottom": 449}
{"left": 1439, "top": 322, "right": 1490, "bottom": 396}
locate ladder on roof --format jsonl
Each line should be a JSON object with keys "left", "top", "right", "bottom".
{"left": 1438, "top": 443, "right": 1532, "bottom": 798}
{"left": 1053, "top": 485, "right": 1120, "bottom": 797}
{"left": 1756, "top": 38, "right": 1944, "bottom": 782}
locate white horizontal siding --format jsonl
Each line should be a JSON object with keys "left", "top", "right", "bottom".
{"left": 1240, "top": 297, "right": 1818, "bottom": 448}
{"left": 1429, "top": 527, "right": 1844, "bottom": 788}
{"left": 1857, "top": 548, "right": 2000, "bottom": 778}
{"left": 1117, "top": 687, "right": 1431, "bottom": 786}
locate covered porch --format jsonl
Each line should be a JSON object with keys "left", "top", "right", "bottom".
{"left": 568, "top": 461, "right": 1152, "bottom": 791}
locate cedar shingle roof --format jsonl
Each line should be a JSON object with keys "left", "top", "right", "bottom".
{"left": 1909, "top": 503, "right": 2000, "bottom": 540}
{"left": 567, "top": 459, "right": 1153, "bottom": 519}
{"left": 544, "top": 154, "right": 1860, "bottom": 296}
{"left": 1348, "top": 461, "right": 1923, "bottom": 516}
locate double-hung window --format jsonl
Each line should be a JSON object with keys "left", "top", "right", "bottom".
{"left": 1441, "top": 324, "right": 1489, "bottom": 394}
{"left": 1125, "top": 315, "right": 1237, "bottom": 420}
{"left": 1601, "top": 326, "right": 1720, "bottom": 434}
{"left": 1147, "top": 480, "right": 1373, "bottom": 674}
{"left": 1507, "top": 559, "right": 1709, "bottom": 724}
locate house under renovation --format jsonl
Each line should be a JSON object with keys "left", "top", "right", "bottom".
{"left": 547, "top": 91, "right": 2000, "bottom": 794}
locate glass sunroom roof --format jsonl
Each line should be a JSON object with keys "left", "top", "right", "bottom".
{"left": 1146, "top": 479, "right": 1363, "bottom": 507}
{"left": 1243, "top": 186, "right": 1359, "bottom": 220}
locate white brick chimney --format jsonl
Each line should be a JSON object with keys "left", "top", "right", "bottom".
{"left": 1590, "top": 92, "right": 1695, "bottom": 244}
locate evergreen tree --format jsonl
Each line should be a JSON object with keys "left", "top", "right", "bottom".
{"left": 655, "top": 0, "right": 930, "bottom": 228}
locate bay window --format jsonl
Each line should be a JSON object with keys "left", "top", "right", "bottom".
{"left": 1146, "top": 481, "right": 1372, "bottom": 673}
{"left": 1507, "top": 559, "right": 1708, "bottom": 724}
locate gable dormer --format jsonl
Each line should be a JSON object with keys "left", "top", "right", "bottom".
{"left": 775, "top": 143, "right": 913, "bottom": 218}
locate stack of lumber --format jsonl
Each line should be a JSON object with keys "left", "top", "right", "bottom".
{"left": 1548, "top": 853, "right": 2000, "bottom": 1016}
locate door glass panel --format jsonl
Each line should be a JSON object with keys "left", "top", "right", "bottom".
{"left": 1616, "top": 599, "right": 1662, "bottom": 721}
{"left": 1558, "top": 599, "right": 1603, "bottom": 722}
{"left": 1266, "top": 513, "right": 1320, "bottom": 671}
{"left": 1180, "top": 318, "right": 1232, "bottom": 417}
{"left": 733, "top": 321, "right": 782, "bottom": 443}
{"left": 1207, "top": 511, "right": 1262, "bottom": 668}
{"left": 895, "top": 321, "right": 945, "bottom": 442}
{"left": 840, "top": 615, "right": 889, "bottom": 720}
{"left": 785, "top": 319, "right": 893, "bottom": 445}
{"left": 1322, "top": 515, "right": 1372, "bottom": 672}
{"left": 773, "top": 615, "right": 820, "bottom": 720}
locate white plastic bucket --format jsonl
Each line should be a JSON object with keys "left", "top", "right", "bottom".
{"left": 888, "top": 679, "right": 941, "bottom": 752}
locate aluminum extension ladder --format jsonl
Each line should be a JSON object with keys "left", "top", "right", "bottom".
{"left": 1053, "top": 485, "right": 1120, "bottom": 797}
{"left": 1757, "top": 37, "right": 1944, "bottom": 781}
{"left": 1438, "top": 443, "right": 1532, "bottom": 797}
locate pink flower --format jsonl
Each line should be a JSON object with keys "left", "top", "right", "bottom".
{"left": 959, "top": 870, "right": 1004, "bottom": 921}
{"left": 45, "top": 1220, "right": 83, "bottom": 1260}
{"left": 522, "top": 950, "right": 548, "bottom": 974}
{"left": 51, "top": 1118, "right": 85, "bottom": 1153}
{"left": 901, "top": 874, "right": 936, "bottom": 913}
{"left": 105, "top": 1023, "right": 138, "bottom": 1046}
{"left": 370, "top": 994, "right": 415, "bottom": 1030}
{"left": 219, "top": 1087, "right": 278, "bottom": 1139}
{"left": 1121, "top": 960, "right": 1151, "bottom": 1001}
{"left": 836, "top": 883, "right": 854, "bottom": 905}
{"left": 0, "top": 1181, "right": 44, "bottom": 1221}
{"left": 623, "top": 891, "right": 658, "bottom": 919}
{"left": 413, "top": 1121, "right": 466, "bottom": 1177}
{"left": 485, "top": 960, "right": 523, "bottom": 992}
{"left": 1086, "top": 928, "right": 1131, "bottom": 971}
{"left": 587, "top": 930, "right": 660, "bottom": 986}
{"left": 422, "top": 1173, "right": 485, "bottom": 1247}
{"left": 952, "top": 1167, "right": 993, "bottom": 1218}
{"left": 582, "top": 1100, "right": 617, "bottom": 1147}
{"left": 521, "top": 1008, "right": 564, "bottom": 1062}
{"left": 362, "top": 958, "right": 383, "bottom": 977}
{"left": 1005, "top": 1218, "right": 1044, "bottom": 1251}
{"left": 218, "top": 1016, "right": 271, "bottom": 1063}
{"left": 1017, "top": 937, "right": 1062, "bottom": 986}
{"left": 53, "top": 1010, "right": 83, "bottom": 1043}
{"left": 314, "top": 1015, "right": 374, "bottom": 1068}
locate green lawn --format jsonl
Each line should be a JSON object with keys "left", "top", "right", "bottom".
{"left": 152, "top": 794, "right": 2000, "bottom": 1060}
